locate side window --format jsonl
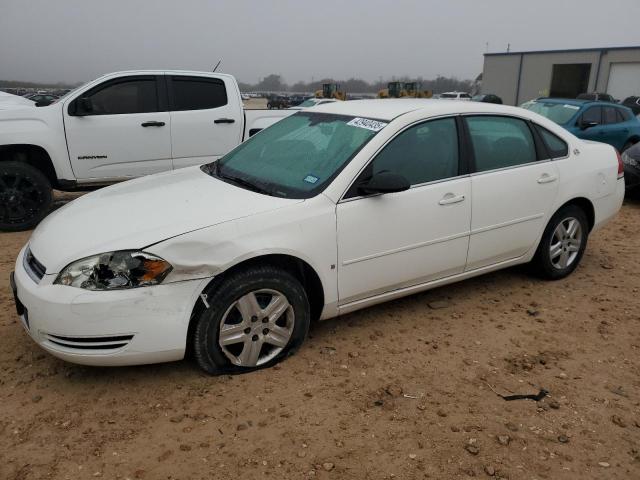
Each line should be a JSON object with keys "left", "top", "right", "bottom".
{"left": 603, "top": 107, "right": 619, "bottom": 125}
{"left": 364, "top": 117, "right": 459, "bottom": 188}
{"left": 534, "top": 125, "right": 569, "bottom": 158}
{"left": 581, "top": 106, "right": 602, "bottom": 125}
{"left": 617, "top": 108, "right": 633, "bottom": 122}
{"left": 466, "top": 116, "right": 537, "bottom": 172}
{"left": 87, "top": 78, "right": 158, "bottom": 115}
{"left": 171, "top": 76, "right": 228, "bottom": 111}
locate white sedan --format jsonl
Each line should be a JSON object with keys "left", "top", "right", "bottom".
{"left": 11, "top": 100, "right": 625, "bottom": 373}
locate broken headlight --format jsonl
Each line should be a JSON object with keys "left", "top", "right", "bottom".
{"left": 54, "top": 251, "right": 172, "bottom": 290}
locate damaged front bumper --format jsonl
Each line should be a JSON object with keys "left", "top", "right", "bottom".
{"left": 13, "top": 244, "right": 211, "bottom": 367}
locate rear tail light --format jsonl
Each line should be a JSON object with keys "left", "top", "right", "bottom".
{"left": 617, "top": 150, "right": 624, "bottom": 179}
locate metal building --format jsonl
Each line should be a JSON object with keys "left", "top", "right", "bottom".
{"left": 481, "top": 46, "right": 640, "bottom": 105}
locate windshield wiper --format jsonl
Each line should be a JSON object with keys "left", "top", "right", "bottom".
{"left": 213, "top": 167, "right": 272, "bottom": 196}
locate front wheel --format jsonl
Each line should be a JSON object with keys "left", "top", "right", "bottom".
{"left": 530, "top": 205, "right": 589, "bottom": 280}
{"left": 192, "top": 265, "right": 310, "bottom": 374}
{"left": 0, "top": 161, "right": 53, "bottom": 232}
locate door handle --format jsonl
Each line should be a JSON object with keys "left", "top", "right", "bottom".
{"left": 141, "top": 121, "right": 165, "bottom": 127}
{"left": 438, "top": 193, "right": 465, "bottom": 205}
{"left": 537, "top": 173, "right": 558, "bottom": 184}
{"left": 214, "top": 118, "right": 236, "bottom": 124}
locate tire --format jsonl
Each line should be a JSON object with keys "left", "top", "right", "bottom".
{"left": 0, "top": 161, "right": 53, "bottom": 232}
{"left": 192, "top": 265, "right": 310, "bottom": 375}
{"left": 267, "top": 103, "right": 273, "bottom": 109}
{"left": 530, "top": 205, "right": 589, "bottom": 280}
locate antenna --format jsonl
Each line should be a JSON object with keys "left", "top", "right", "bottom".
{"left": 212, "top": 59, "right": 222, "bottom": 72}
{"left": 507, "top": 43, "right": 510, "bottom": 53}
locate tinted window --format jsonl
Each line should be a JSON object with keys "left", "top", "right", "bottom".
{"left": 603, "top": 107, "right": 619, "bottom": 125}
{"left": 466, "top": 116, "right": 537, "bottom": 172}
{"left": 522, "top": 101, "right": 580, "bottom": 125}
{"left": 88, "top": 79, "right": 158, "bottom": 115}
{"left": 618, "top": 108, "right": 633, "bottom": 121}
{"left": 535, "top": 125, "right": 569, "bottom": 158}
{"left": 365, "top": 118, "right": 459, "bottom": 187}
{"left": 171, "top": 76, "right": 227, "bottom": 111}
{"left": 581, "top": 106, "right": 601, "bottom": 124}
{"left": 460, "top": 93, "right": 471, "bottom": 99}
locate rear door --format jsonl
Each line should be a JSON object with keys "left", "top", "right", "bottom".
{"left": 465, "top": 115, "right": 560, "bottom": 270}
{"left": 601, "top": 106, "right": 631, "bottom": 151}
{"left": 168, "top": 75, "right": 243, "bottom": 169}
{"left": 64, "top": 75, "right": 172, "bottom": 180}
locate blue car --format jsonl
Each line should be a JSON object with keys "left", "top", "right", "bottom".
{"left": 521, "top": 98, "right": 640, "bottom": 152}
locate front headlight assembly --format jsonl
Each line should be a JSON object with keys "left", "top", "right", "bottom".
{"left": 54, "top": 251, "right": 172, "bottom": 290}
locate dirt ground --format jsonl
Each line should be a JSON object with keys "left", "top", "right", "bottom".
{"left": 1, "top": 193, "right": 639, "bottom": 480}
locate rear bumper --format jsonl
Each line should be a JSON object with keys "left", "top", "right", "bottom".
{"left": 13, "top": 244, "right": 210, "bottom": 366}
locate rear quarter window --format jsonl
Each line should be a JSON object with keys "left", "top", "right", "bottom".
{"left": 534, "top": 125, "right": 569, "bottom": 159}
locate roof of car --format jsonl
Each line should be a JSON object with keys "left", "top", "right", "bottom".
{"left": 532, "top": 98, "right": 623, "bottom": 108}
{"left": 309, "top": 98, "right": 526, "bottom": 121}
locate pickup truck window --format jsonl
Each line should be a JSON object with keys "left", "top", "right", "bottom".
{"left": 209, "top": 112, "right": 382, "bottom": 199}
{"left": 170, "top": 76, "right": 227, "bottom": 111}
{"left": 87, "top": 78, "right": 158, "bottom": 115}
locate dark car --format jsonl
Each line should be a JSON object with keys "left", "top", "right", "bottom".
{"left": 621, "top": 96, "right": 640, "bottom": 116}
{"left": 471, "top": 94, "right": 502, "bottom": 104}
{"left": 576, "top": 92, "right": 615, "bottom": 102}
{"left": 25, "top": 94, "right": 58, "bottom": 106}
{"left": 622, "top": 141, "right": 640, "bottom": 191}
{"left": 267, "top": 95, "right": 290, "bottom": 109}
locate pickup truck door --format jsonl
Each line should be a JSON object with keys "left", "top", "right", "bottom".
{"left": 167, "top": 75, "right": 243, "bottom": 170}
{"left": 64, "top": 75, "right": 172, "bottom": 180}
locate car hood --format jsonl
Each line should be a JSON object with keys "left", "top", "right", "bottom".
{"left": 29, "top": 166, "right": 302, "bottom": 273}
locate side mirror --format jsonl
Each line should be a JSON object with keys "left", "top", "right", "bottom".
{"left": 74, "top": 97, "right": 93, "bottom": 116}
{"left": 357, "top": 171, "right": 410, "bottom": 195}
{"left": 580, "top": 120, "right": 598, "bottom": 130}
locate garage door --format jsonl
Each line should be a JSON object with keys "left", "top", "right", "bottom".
{"left": 607, "top": 62, "right": 640, "bottom": 100}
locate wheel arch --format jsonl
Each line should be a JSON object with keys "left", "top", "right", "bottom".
{"left": 0, "top": 144, "right": 58, "bottom": 187}
{"left": 185, "top": 253, "right": 326, "bottom": 356}
{"left": 556, "top": 197, "right": 595, "bottom": 232}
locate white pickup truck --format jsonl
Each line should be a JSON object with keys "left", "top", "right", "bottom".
{"left": 0, "top": 70, "right": 293, "bottom": 231}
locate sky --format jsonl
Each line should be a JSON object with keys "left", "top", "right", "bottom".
{"left": 1, "top": 0, "right": 639, "bottom": 85}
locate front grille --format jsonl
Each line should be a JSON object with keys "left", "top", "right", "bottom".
{"left": 44, "top": 333, "right": 134, "bottom": 351}
{"left": 23, "top": 247, "right": 46, "bottom": 283}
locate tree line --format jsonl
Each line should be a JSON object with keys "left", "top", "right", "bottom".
{"left": 238, "top": 74, "right": 475, "bottom": 94}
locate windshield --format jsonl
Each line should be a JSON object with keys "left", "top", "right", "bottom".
{"left": 297, "top": 99, "right": 318, "bottom": 107}
{"left": 209, "top": 112, "right": 386, "bottom": 199}
{"left": 521, "top": 101, "right": 580, "bottom": 125}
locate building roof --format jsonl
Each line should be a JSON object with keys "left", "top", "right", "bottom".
{"left": 484, "top": 45, "right": 640, "bottom": 57}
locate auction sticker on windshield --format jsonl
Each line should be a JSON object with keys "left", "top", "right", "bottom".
{"left": 347, "top": 117, "right": 388, "bottom": 132}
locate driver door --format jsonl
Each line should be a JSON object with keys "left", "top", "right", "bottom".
{"left": 336, "top": 117, "right": 471, "bottom": 305}
{"left": 64, "top": 75, "right": 172, "bottom": 180}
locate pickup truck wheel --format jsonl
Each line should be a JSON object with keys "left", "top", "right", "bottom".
{"left": 192, "top": 265, "right": 310, "bottom": 375}
{"left": 0, "top": 161, "right": 52, "bottom": 232}
{"left": 530, "top": 205, "right": 588, "bottom": 280}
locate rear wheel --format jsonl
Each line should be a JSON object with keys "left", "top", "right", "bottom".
{"left": 192, "top": 265, "right": 310, "bottom": 374}
{"left": 0, "top": 161, "right": 52, "bottom": 232}
{"left": 530, "top": 205, "right": 589, "bottom": 280}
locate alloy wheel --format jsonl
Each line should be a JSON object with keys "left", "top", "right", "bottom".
{"left": 549, "top": 217, "right": 582, "bottom": 270}
{"left": 218, "top": 289, "right": 295, "bottom": 367}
